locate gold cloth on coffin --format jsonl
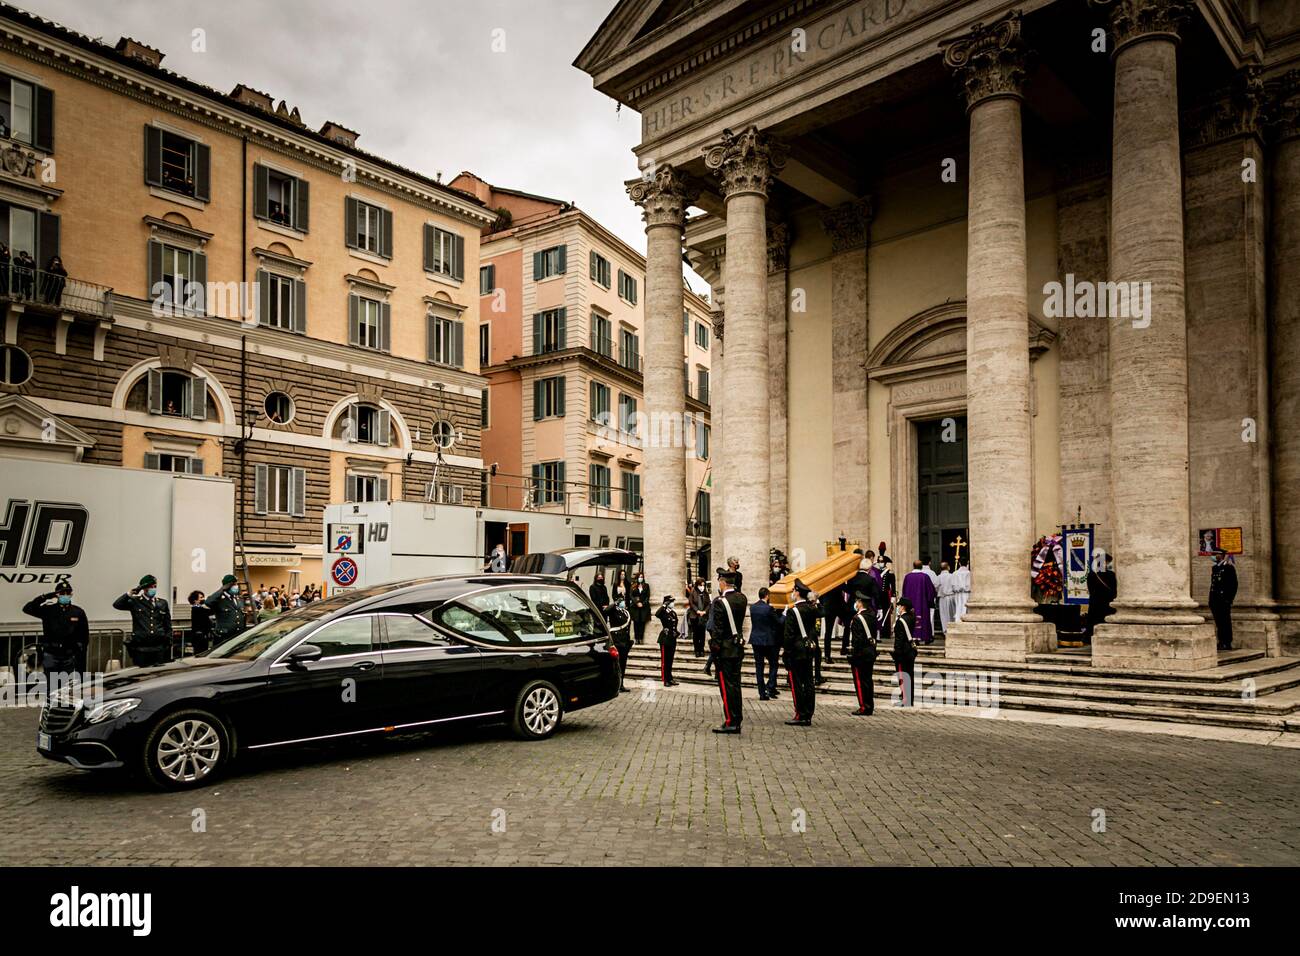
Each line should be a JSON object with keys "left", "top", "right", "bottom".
{"left": 766, "top": 550, "right": 862, "bottom": 610}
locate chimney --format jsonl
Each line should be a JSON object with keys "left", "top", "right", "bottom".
{"left": 319, "top": 121, "right": 359, "bottom": 148}
{"left": 115, "top": 37, "right": 164, "bottom": 68}
{"left": 230, "top": 84, "right": 273, "bottom": 112}
{"left": 448, "top": 172, "right": 491, "bottom": 203}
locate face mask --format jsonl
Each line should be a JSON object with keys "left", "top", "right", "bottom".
{"left": 229, "top": 585, "right": 240, "bottom": 595}
{"left": 57, "top": 594, "right": 71, "bottom": 605}
{"left": 146, "top": 588, "right": 157, "bottom": 598}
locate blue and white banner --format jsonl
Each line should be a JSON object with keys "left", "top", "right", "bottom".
{"left": 1062, "top": 526, "right": 1094, "bottom": 606}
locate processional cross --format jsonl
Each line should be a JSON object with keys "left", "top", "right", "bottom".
{"left": 950, "top": 534, "right": 967, "bottom": 565}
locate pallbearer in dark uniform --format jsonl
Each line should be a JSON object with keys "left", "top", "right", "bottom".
{"left": 782, "top": 579, "right": 819, "bottom": 726}
{"left": 708, "top": 568, "right": 746, "bottom": 734}
{"left": 607, "top": 599, "right": 633, "bottom": 692}
{"left": 205, "top": 574, "right": 246, "bottom": 645}
{"left": 653, "top": 595, "right": 680, "bottom": 686}
{"left": 848, "top": 591, "right": 878, "bottom": 715}
{"left": 113, "top": 574, "right": 173, "bottom": 667}
{"left": 891, "top": 597, "right": 919, "bottom": 707}
{"left": 1209, "top": 549, "right": 1238, "bottom": 651}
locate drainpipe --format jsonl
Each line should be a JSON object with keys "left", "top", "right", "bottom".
{"left": 236, "top": 135, "right": 251, "bottom": 597}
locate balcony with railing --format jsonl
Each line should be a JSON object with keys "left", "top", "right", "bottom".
{"left": 589, "top": 330, "right": 614, "bottom": 359}
{"left": 685, "top": 379, "right": 710, "bottom": 405}
{"left": 3, "top": 263, "right": 113, "bottom": 318}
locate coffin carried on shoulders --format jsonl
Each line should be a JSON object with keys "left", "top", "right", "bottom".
{"left": 767, "top": 550, "right": 862, "bottom": 610}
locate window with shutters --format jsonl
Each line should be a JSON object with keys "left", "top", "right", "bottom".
{"left": 617, "top": 269, "right": 638, "bottom": 304}
{"left": 694, "top": 421, "right": 710, "bottom": 460}
{"left": 532, "top": 461, "right": 565, "bottom": 505}
{"left": 426, "top": 226, "right": 462, "bottom": 279}
{"left": 694, "top": 491, "right": 711, "bottom": 535}
{"left": 618, "top": 328, "right": 640, "bottom": 372}
{"left": 144, "top": 125, "right": 209, "bottom": 202}
{"left": 591, "top": 312, "right": 612, "bottom": 357}
{"left": 479, "top": 324, "right": 490, "bottom": 366}
{"left": 155, "top": 244, "right": 195, "bottom": 309}
{"left": 357, "top": 297, "right": 383, "bottom": 350}
{"left": 480, "top": 389, "right": 489, "bottom": 428}
{"left": 479, "top": 264, "right": 495, "bottom": 296}
{"left": 618, "top": 394, "right": 638, "bottom": 436}
{"left": 160, "top": 130, "right": 199, "bottom": 196}
{"left": 0, "top": 75, "right": 34, "bottom": 145}
{"left": 695, "top": 322, "right": 710, "bottom": 350}
{"left": 697, "top": 368, "right": 710, "bottom": 404}
{"left": 159, "top": 371, "right": 193, "bottom": 418}
{"left": 347, "top": 472, "right": 389, "bottom": 504}
{"left": 150, "top": 453, "right": 197, "bottom": 473}
{"left": 534, "top": 376, "right": 565, "bottom": 420}
{"left": 590, "top": 251, "right": 611, "bottom": 289}
{"left": 254, "top": 463, "right": 306, "bottom": 516}
{"left": 427, "top": 481, "right": 464, "bottom": 505}
{"left": 589, "top": 463, "right": 611, "bottom": 507}
{"left": 264, "top": 273, "right": 296, "bottom": 330}
{"left": 621, "top": 471, "right": 642, "bottom": 513}
{"left": 428, "top": 314, "right": 464, "bottom": 367}
{"left": 535, "top": 245, "right": 565, "bottom": 280}
{"left": 353, "top": 200, "right": 384, "bottom": 255}
{"left": 347, "top": 403, "right": 389, "bottom": 445}
{"left": 589, "top": 381, "right": 610, "bottom": 425}
{"left": 534, "top": 308, "right": 565, "bottom": 354}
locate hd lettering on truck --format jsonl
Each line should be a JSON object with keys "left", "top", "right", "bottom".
{"left": 0, "top": 499, "right": 89, "bottom": 583}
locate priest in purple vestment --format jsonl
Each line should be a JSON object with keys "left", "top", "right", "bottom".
{"left": 901, "top": 560, "right": 938, "bottom": 644}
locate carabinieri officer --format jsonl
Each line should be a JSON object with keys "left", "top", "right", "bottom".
{"left": 782, "top": 579, "right": 819, "bottom": 726}
{"left": 708, "top": 568, "right": 747, "bottom": 734}
{"left": 113, "top": 574, "right": 172, "bottom": 667}
{"left": 848, "top": 590, "right": 878, "bottom": 715}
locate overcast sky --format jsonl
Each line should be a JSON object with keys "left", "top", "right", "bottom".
{"left": 23, "top": 0, "right": 707, "bottom": 291}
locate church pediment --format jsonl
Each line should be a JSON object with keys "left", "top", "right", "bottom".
{"left": 0, "top": 394, "right": 96, "bottom": 462}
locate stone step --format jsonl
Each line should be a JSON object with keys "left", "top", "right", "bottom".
{"left": 629, "top": 647, "right": 1300, "bottom": 697}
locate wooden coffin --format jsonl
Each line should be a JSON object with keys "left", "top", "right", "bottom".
{"left": 767, "top": 549, "right": 862, "bottom": 610}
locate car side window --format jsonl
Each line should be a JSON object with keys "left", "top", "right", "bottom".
{"left": 383, "top": 614, "right": 453, "bottom": 649}
{"left": 306, "top": 616, "right": 376, "bottom": 659}
{"left": 462, "top": 587, "right": 602, "bottom": 644}
{"left": 435, "top": 605, "right": 513, "bottom": 645}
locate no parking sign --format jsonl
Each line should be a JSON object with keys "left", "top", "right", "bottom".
{"left": 331, "top": 556, "right": 359, "bottom": 587}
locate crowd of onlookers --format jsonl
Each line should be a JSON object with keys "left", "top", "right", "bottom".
{"left": 0, "top": 242, "right": 69, "bottom": 304}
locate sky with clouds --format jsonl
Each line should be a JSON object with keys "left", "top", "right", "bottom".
{"left": 21, "top": 0, "right": 707, "bottom": 290}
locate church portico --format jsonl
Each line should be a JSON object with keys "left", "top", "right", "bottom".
{"left": 577, "top": 0, "right": 1300, "bottom": 673}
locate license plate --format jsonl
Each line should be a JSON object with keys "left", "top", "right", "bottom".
{"left": 37, "top": 732, "right": 50, "bottom": 751}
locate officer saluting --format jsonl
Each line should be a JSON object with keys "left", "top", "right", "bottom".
{"left": 782, "top": 579, "right": 818, "bottom": 726}
{"left": 653, "top": 595, "right": 680, "bottom": 687}
{"left": 113, "top": 574, "right": 173, "bottom": 667}
{"left": 848, "top": 590, "right": 878, "bottom": 716}
{"left": 22, "top": 581, "right": 89, "bottom": 693}
{"left": 708, "top": 567, "right": 747, "bottom": 735}
{"left": 205, "top": 574, "right": 246, "bottom": 646}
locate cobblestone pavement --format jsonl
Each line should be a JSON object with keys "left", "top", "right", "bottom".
{"left": 1, "top": 685, "right": 1297, "bottom": 866}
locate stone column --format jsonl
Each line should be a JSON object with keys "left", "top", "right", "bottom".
{"left": 628, "top": 165, "right": 694, "bottom": 595}
{"left": 940, "top": 12, "right": 1053, "bottom": 662}
{"left": 704, "top": 127, "right": 785, "bottom": 590}
{"left": 766, "top": 222, "right": 790, "bottom": 556}
{"left": 1269, "top": 72, "right": 1300, "bottom": 656}
{"left": 1090, "top": 0, "right": 1214, "bottom": 670}
{"left": 821, "top": 199, "right": 873, "bottom": 546}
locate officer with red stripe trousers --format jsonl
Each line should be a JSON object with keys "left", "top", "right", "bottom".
{"left": 653, "top": 595, "right": 680, "bottom": 687}
{"left": 848, "top": 590, "right": 878, "bottom": 715}
{"left": 708, "top": 567, "right": 747, "bottom": 734}
{"left": 782, "top": 579, "right": 819, "bottom": 726}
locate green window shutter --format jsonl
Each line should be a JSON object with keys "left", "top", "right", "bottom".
{"left": 345, "top": 474, "right": 358, "bottom": 504}
{"left": 256, "top": 269, "right": 270, "bottom": 326}
{"left": 295, "top": 177, "right": 309, "bottom": 232}
{"left": 556, "top": 245, "right": 566, "bottom": 274}
{"left": 33, "top": 85, "right": 53, "bottom": 152}
{"left": 557, "top": 307, "right": 567, "bottom": 349}
{"left": 293, "top": 279, "right": 306, "bottom": 333}
{"left": 188, "top": 457, "right": 204, "bottom": 475}
{"left": 589, "top": 250, "right": 597, "bottom": 278}
{"left": 143, "top": 452, "right": 160, "bottom": 471}
{"left": 147, "top": 368, "right": 163, "bottom": 415}
{"left": 452, "top": 321, "right": 464, "bottom": 368}
{"left": 533, "top": 380, "right": 544, "bottom": 420}
{"left": 533, "top": 250, "right": 543, "bottom": 280}
{"left": 194, "top": 142, "right": 211, "bottom": 202}
{"left": 532, "top": 314, "right": 542, "bottom": 355}
{"left": 348, "top": 294, "right": 360, "bottom": 346}
{"left": 253, "top": 164, "right": 269, "bottom": 219}
{"left": 37, "top": 212, "right": 59, "bottom": 270}
{"left": 380, "top": 301, "right": 392, "bottom": 351}
{"left": 254, "top": 464, "right": 268, "bottom": 515}
{"left": 426, "top": 312, "right": 437, "bottom": 363}
{"left": 380, "top": 208, "right": 393, "bottom": 259}
{"left": 377, "top": 409, "right": 392, "bottom": 447}
{"left": 189, "top": 375, "right": 207, "bottom": 421}
{"left": 423, "top": 224, "right": 435, "bottom": 272}
{"left": 452, "top": 234, "right": 464, "bottom": 281}
{"left": 556, "top": 376, "right": 566, "bottom": 417}
{"left": 143, "top": 125, "right": 162, "bottom": 186}
{"left": 291, "top": 467, "right": 307, "bottom": 517}
{"left": 192, "top": 252, "right": 207, "bottom": 313}
{"left": 345, "top": 197, "right": 358, "bottom": 249}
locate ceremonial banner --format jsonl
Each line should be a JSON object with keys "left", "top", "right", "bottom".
{"left": 1062, "top": 526, "right": 1093, "bottom": 606}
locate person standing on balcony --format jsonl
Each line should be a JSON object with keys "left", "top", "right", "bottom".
{"left": 630, "top": 571, "right": 651, "bottom": 645}
{"left": 0, "top": 242, "right": 10, "bottom": 297}
{"left": 41, "top": 254, "right": 67, "bottom": 305}
{"left": 13, "top": 249, "right": 34, "bottom": 300}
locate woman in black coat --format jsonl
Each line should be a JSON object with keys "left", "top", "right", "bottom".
{"left": 187, "top": 590, "right": 214, "bottom": 655}
{"left": 629, "top": 571, "right": 651, "bottom": 644}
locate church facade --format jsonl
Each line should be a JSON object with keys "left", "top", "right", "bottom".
{"left": 577, "top": 0, "right": 1300, "bottom": 670}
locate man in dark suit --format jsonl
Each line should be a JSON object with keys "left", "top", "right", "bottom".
{"left": 782, "top": 579, "right": 819, "bottom": 725}
{"left": 707, "top": 568, "right": 747, "bottom": 734}
{"left": 1209, "top": 549, "right": 1238, "bottom": 651}
{"left": 748, "top": 587, "right": 781, "bottom": 701}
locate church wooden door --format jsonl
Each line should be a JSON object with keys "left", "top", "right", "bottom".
{"left": 917, "top": 416, "right": 968, "bottom": 567}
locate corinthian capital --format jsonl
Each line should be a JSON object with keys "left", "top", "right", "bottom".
{"left": 702, "top": 126, "right": 788, "bottom": 200}
{"left": 940, "top": 11, "right": 1028, "bottom": 112}
{"left": 627, "top": 164, "right": 696, "bottom": 229}
{"left": 1089, "top": 0, "right": 1194, "bottom": 53}
{"left": 819, "top": 199, "right": 873, "bottom": 254}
